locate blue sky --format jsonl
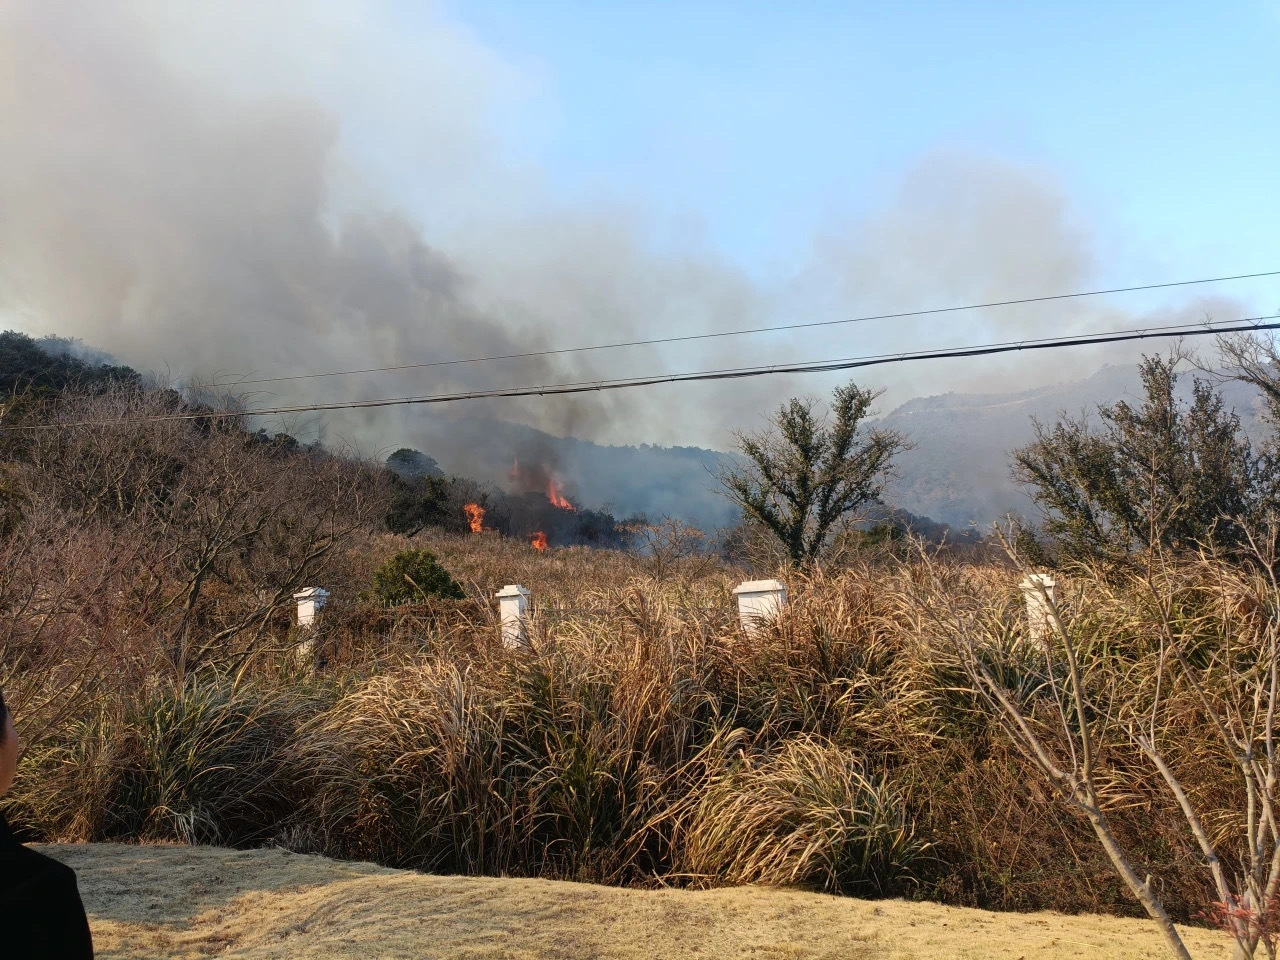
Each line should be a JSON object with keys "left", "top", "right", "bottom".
{"left": 4, "top": 1, "right": 1280, "bottom": 452}
{"left": 433, "top": 1, "right": 1279, "bottom": 289}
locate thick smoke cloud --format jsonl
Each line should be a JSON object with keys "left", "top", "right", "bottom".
{"left": 803, "top": 149, "right": 1248, "bottom": 401}
{"left": 0, "top": 2, "right": 555, "bottom": 419}
{"left": 0, "top": 0, "right": 780, "bottom": 460}
{"left": 0, "top": 2, "right": 1261, "bottom": 522}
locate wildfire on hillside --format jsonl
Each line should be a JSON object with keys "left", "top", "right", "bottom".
{"left": 503, "top": 454, "right": 618, "bottom": 550}
{"left": 508, "top": 456, "right": 538, "bottom": 490}
{"left": 510, "top": 456, "right": 577, "bottom": 512}
{"left": 547, "top": 478, "right": 575, "bottom": 511}
{"left": 460, "top": 455, "right": 628, "bottom": 550}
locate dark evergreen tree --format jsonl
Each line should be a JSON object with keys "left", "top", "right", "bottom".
{"left": 386, "top": 448, "right": 443, "bottom": 479}
{"left": 1013, "top": 355, "right": 1278, "bottom": 559}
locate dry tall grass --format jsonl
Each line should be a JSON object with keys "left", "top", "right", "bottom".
{"left": 4, "top": 520, "right": 1266, "bottom": 925}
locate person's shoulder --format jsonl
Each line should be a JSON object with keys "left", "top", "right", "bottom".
{"left": 1, "top": 842, "right": 81, "bottom": 895}
{"left": 0, "top": 844, "right": 95, "bottom": 958}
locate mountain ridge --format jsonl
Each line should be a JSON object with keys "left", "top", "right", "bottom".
{"left": 18, "top": 334, "right": 1272, "bottom": 533}
{"left": 414, "top": 363, "right": 1272, "bottom": 532}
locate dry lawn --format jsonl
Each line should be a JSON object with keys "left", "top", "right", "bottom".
{"left": 43, "top": 843, "right": 1232, "bottom": 960}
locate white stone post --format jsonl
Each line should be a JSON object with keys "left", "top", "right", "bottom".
{"left": 294, "top": 587, "right": 330, "bottom": 629}
{"left": 495, "top": 584, "right": 531, "bottom": 649}
{"left": 293, "top": 587, "right": 329, "bottom": 665}
{"left": 1019, "top": 573, "right": 1056, "bottom": 644}
{"left": 732, "top": 578, "right": 787, "bottom": 635}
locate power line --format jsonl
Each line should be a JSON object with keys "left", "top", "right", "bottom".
{"left": 16, "top": 314, "right": 1280, "bottom": 429}
{"left": 230, "top": 269, "right": 1280, "bottom": 386}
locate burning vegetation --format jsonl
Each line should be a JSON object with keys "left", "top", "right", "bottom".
{"left": 390, "top": 451, "right": 631, "bottom": 551}
{"left": 494, "top": 454, "right": 621, "bottom": 550}
{"left": 546, "top": 478, "right": 575, "bottom": 512}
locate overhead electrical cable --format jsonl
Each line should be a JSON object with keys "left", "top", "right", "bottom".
{"left": 13, "top": 314, "right": 1279, "bottom": 430}
{"left": 230, "top": 269, "right": 1280, "bottom": 386}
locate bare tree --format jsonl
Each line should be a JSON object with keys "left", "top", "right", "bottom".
{"left": 918, "top": 542, "right": 1192, "bottom": 959}
{"left": 1128, "top": 527, "right": 1280, "bottom": 959}
{"left": 1217, "top": 332, "right": 1280, "bottom": 426}
{"left": 0, "top": 500, "right": 153, "bottom": 756}
{"left": 622, "top": 515, "right": 718, "bottom": 582}
{"left": 21, "top": 385, "right": 388, "bottom": 675}
{"left": 721, "top": 382, "right": 907, "bottom": 566}
{"left": 922, "top": 526, "right": 1280, "bottom": 959}
{"left": 153, "top": 430, "right": 385, "bottom": 673}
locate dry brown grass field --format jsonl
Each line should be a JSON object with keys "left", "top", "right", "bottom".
{"left": 8, "top": 521, "right": 1264, "bottom": 926}
{"left": 47, "top": 842, "right": 1233, "bottom": 960}
{"left": 7, "top": 400, "right": 1279, "bottom": 956}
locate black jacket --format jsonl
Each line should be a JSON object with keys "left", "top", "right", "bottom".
{"left": 0, "top": 813, "right": 94, "bottom": 959}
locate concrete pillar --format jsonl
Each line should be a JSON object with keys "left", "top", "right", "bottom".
{"left": 1019, "top": 574, "right": 1056, "bottom": 644}
{"left": 732, "top": 579, "right": 787, "bottom": 635}
{"left": 293, "top": 587, "right": 329, "bottom": 665}
{"left": 495, "top": 584, "right": 531, "bottom": 649}
{"left": 294, "top": 587, "right": 330, "bottom": 628}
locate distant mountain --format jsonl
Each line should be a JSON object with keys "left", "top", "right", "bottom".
{"left": 28, "top": 330, "right": 1267, "bottom": 534}
{"left": 411, "top": 365, "right": 1274, "bottom": 534}
{"left": 879, "top": 365, "right": 1271, "bottom": 529}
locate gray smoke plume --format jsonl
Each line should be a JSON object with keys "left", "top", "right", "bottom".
{"left": 802, "top": 149, "right": 1252, "bottom": 402}
{"left": 0, "top": 1, "right": 801, "bottom": 460}
{"left": 0, "top": 3, "right": 1267, "bottom": 523}
{"left": 0, "top": 2, "right": 546, "bottom": 420}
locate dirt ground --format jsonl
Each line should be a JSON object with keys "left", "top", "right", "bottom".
{"left": 42, "top": 842, "right": 1232, "bottom": 959}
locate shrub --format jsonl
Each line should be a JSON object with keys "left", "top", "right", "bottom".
{"left": 11, "top": 670, "right": 321, "bottom": 845}
{"left": 370, "top": 548, "right": 465, "bottom": 605}
{"left": 298, "top": 661, "right": 519, "bottom": 872}
{"left": 681, "top": 736, "right": 928, "bottom": 895}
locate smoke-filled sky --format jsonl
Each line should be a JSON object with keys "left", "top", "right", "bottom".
{"left": 2, "top": 0, "right": 1278, "bottom": 464}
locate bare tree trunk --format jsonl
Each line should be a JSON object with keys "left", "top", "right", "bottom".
{"left": 1081, "top": 802, "right": 1194, "bottom": 960}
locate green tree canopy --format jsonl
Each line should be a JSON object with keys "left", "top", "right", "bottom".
{"left": 1012, "top": 355, "right": 1278, "bottom": 559}
{"left": 721, "top": 382, "right": 907, "bottom": 566}
{"left": 0, "top": 330, "right": 138, "bottom": 397}
{"left": 385, "top": 474, "right": 464, "bottom": 536}
{"left": 386, "top": 448, "right": 443, "bottom": 479}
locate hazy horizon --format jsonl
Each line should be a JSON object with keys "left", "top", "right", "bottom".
{"left": 3, "top": 1, "right": 1277, "bottom": 464}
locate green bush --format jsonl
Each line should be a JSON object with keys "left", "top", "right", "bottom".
{"left": 371, "top": 548, "right": 464, "bottom": 605}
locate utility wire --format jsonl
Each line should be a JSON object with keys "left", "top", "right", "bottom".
{"left": 15, "top": 314, "right": 1279, "bottom": 429}
{"left": 230, "top": 269, "right": 1280, "bottom": 386}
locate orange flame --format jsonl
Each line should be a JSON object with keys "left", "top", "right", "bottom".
{"left": 531, "top": 531, "right": 548, "bottom": 552}
{"left": 463, "top": 503, "right": 485, "bottom": 533}
{"left": 547, "top": 479, "right": 575, "bottom": 511}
